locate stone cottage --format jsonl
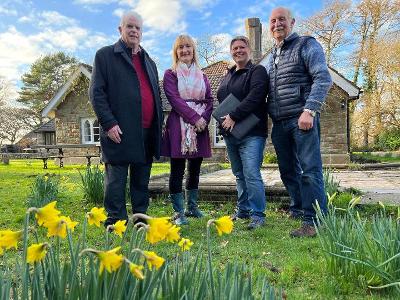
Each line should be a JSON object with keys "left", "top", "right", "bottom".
{"left": 41, "top": 18, "right": 360, "bottom": 164}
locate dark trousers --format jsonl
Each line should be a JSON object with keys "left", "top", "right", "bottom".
{"left": 169, "top": 157, "right": 203, "bottom": 194}
{"left": 271, "top": 115, "right": 327, "bottom": 225}
{"left": 104, "top": 128, "right": 154, "bottom": 225}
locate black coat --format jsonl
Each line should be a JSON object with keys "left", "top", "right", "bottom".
{"left": 216, "top": 61, "right": 268, "bottom": 138}
{"left": 89, "top": 40, "right": 163, "bottom": 164}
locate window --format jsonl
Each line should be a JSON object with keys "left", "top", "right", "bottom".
{"left": 44, "top": 132, "right": 55, "bottom": 145}
{"left": 81, "top": 118, "right": 100, "bottom": 144}
{"left": 212, "top": 119, "right": 225, "bottom": 147}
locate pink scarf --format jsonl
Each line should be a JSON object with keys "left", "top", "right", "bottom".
{"left": 176, "top": 62, "right": 206, "bottom": 155}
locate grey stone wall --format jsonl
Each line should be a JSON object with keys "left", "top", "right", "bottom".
{"left": 55, "top": 90, "right": 98, "bottom": 158}
{"left": 266, "top": 84, "right": 350, "bottom": 164}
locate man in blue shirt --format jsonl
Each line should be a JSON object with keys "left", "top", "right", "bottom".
{"left": 261, "top": 7, "right": 332, "bottom": 237}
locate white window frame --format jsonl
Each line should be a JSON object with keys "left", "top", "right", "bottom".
{"left": 80, "top": 117, "right": 100, "bottom": 145}
{"left": 212, "top": 119, "right": 225, "bottom": 147}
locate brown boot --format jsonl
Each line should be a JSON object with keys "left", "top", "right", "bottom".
{"left": 290, "top": 224, "right": 317, "bottom": 238}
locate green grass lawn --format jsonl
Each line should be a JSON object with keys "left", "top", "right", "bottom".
{"left": 0, "top": 160, "right": 395, "bottom": 299}
{"left": 351, "top": 152, "right": 400, "bottom": 163}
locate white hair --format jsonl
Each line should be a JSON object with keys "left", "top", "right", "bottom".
{"left": 271, "top": 7, "right": 295, "bottom": 21}
{"left": 120, "top": 11, "right": 143, "bottom": 27}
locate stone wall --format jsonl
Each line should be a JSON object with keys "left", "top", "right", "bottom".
{"left": 265, "top": 84, "right": 350, "bottom": 164}
{"left": 55, "top": 90, "right": 98, "bottom": 159}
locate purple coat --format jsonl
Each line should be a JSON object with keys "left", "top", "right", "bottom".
{"left": 161, "top": 69, "right": 213, "bottom": 158}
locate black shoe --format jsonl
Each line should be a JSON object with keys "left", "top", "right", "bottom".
{"left": 247, "top": 217, "right": 265, "bottom": 230}
{"left": 288, "top": 213, "right": 303, "bottom": 220}
{"left": 231, "top": 211, "right": 250, "bottom": 221}
{"left": 290, "top": 224, "right": 317, "bottom": 238}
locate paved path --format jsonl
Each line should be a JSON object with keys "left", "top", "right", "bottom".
{"left": 150, "top": 167, "right": 400, "bottom": 205}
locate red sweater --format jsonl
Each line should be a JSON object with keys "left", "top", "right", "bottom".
{"left": 132, "top": 53, "right": 154, "bottom": 128}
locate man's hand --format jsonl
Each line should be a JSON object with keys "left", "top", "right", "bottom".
{"left": 195, "top": 117, "right": 207, "bottom": 132}
{"left": 221, "top": 114, "right": 235, "bottom": 132}
{"left": 298, "top": 111, "right": 314, "bottom": 130}
{"left": 107, "top": 125, "right": 123, "bottom": 143}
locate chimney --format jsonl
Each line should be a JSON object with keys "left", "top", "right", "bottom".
{"left": 245, "top": 18, "right": 262, "bottom": 63}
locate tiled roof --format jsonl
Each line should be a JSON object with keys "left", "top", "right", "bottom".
{"left": 202, "top": 61, "right": 231, "bottom": 77}
{"left": 34, "top": 119, "right": 55, "bottom": 132}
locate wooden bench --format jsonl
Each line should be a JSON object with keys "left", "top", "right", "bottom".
{"left": 0, "top": 152, "right": 61, "bottom": 169}
{"left": 30, "top": 144, "right": 101, "bottom": 168}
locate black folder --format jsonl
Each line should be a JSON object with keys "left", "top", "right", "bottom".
{"left": 212, "top": 93, "right": 260, "bottom": 139}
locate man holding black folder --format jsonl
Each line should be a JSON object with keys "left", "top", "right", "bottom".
{"left": 216, "top": 36, "right": 268, "bottom": 230}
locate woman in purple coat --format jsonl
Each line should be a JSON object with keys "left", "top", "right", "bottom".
{"left": 161, "top": 34, "right": 213, "bottom": 225}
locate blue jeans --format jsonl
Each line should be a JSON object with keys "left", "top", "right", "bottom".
{"left": 271, "top": 115, "right": 327, "bottom": 225}
{"left": 224, "top": 135, "right": 267, "bottom": 219}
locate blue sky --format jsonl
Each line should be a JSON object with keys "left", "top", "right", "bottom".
{"left": 0, "top": 0, "right": 325, "bottom": 97}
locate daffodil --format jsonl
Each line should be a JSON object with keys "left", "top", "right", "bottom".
{"left": 165, "top": 225, "right": 181, "bottom": 243}
{"left": 143, "top": 251, "right": 165, "bottom": 270}
{"left": 112, "top": 220, "right": 127, "bottom": 237}
{"left": 129, "top": 263, "right": 145, "bottom": 280}
{"left": 214, "top": 216, "right": 233, "bottom": 236}
{"left": 87, "top": 207, "right": 107, "bottom": 227}
{"left": 0, "top": 247, "right": 3, "bottom": 255}
{"left": 146, "top": 217, "right": 172, "bottom": 244}
{"left": 97, "top": 247, "right": 124, "bottom": 274}
{"left": 0, "top": 230, "right": 22, "bottom": 250}
{"left": 27, "top": 243, "right": 48, "bottom": 264}
{"left": 178, "top": 238, "right": 193, "bottom": 251}
{"left": 35, "top": 201, "right": 61, "bottom": 226}
{"left": 46, "top": 216, "right": 78, "bottom": 239}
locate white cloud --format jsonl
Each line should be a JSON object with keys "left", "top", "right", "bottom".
{"left": 186, "top": 0, "right": 215, "bottom": 9}
{"left": 0, "top": 22, "right": 113, "bottom": 83}
{"left": 200, "top": 11, "right": 212, "bottom": 20}
{"left": 0, "top": 27, "right": 42, "bottom": 81}
{"left": 113, "top": 8, "right": 124, "bottom": 18}
{"left": 18, "top": 15, "right": 33, "bottom": 23}
{"left": 0, "top": 5, "right": 18, "bottom": 16}
{"left": 134, "top": 0, "right": 187, "bottom": 33}
{"left": 74, "top": 0, "right": 117, "bottom": 4}
{"left": 38, "top": 11, "right": 78, "bottom": 27}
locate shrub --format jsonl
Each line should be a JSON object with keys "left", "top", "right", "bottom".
{"left": 263, "top": 151, "right": 278, "bottom": 164}
{"left": 79, "top": 165, "right": 104, "bottom": 205}
{"left": 316, "top": 198, "right": 400, "bottom": 295}
{"left": 27, "top": 175, "right": 59, "bottom": 207}
{"left": 323, "top": 169, "right": 340, "bottom": 196}
{"left": 375, "top": 128, "right": 400, "bottom": 151}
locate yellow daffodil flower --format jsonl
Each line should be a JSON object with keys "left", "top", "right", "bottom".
{"left": 214, "top": 216, "right": 233, "bottom": 236}
{"left": 165, "top": 225, "right": 181, "bottom": 243}
{"left": 27, "top": 243, "right": 48, "bottom": 264}
{"left": 112, "top": 220, "right": 127, "bottom": 237}
{"left": 146, "top": 217, "right": 172, "bottom": 244}
{"left": 87, "top": 207, "right": 107, "bottom": 227}
{"left": 97, "top": 247, "right": 124, "bottom": 274}
{"left": 0, "top": 247, "right": 3, "bottom": 255}
{"left": 46, "top": 216, "right": 78, "bottom": 239}
{"left": 0, "top": 230, "right": 23, "bottom": 250}
{"left": 35, "top": 201, "right": 61, "bottom": 226}
{"left": 129, "top": 263, "right": 145, "bottom": 280}
{"left": 178, "top": 238, "right": 193, "bottom": 251}
{"left": 143, "top": 251, "right": 165, "bottom": 270}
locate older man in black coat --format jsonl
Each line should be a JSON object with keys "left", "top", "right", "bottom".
{"left": 89, "top": 11, "right": 163, "bottom": 226}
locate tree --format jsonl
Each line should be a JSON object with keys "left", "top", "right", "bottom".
{"left": 0, "top": 76, "right": 13, "bottom": 107}
{"left": 196, "top": 34, "right": 230, "bottom": 67}
{"left": 17, "top": 52, "right": 79, "bottom": 124}
{"left": 350, "top": 0, "right": 400, "bottom": 147}
{"left": 299, "top": 0, "right": 351, "bottom": 66}
{"left": 0, "top": 107, "right": 36, "bottom": 144}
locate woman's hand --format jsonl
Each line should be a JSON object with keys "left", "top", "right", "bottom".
{"left": 195, "top": 117, "right": 207, "bottom": 132}
{"left": 221, "top": 114, "right": 235, "bottom": 132}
